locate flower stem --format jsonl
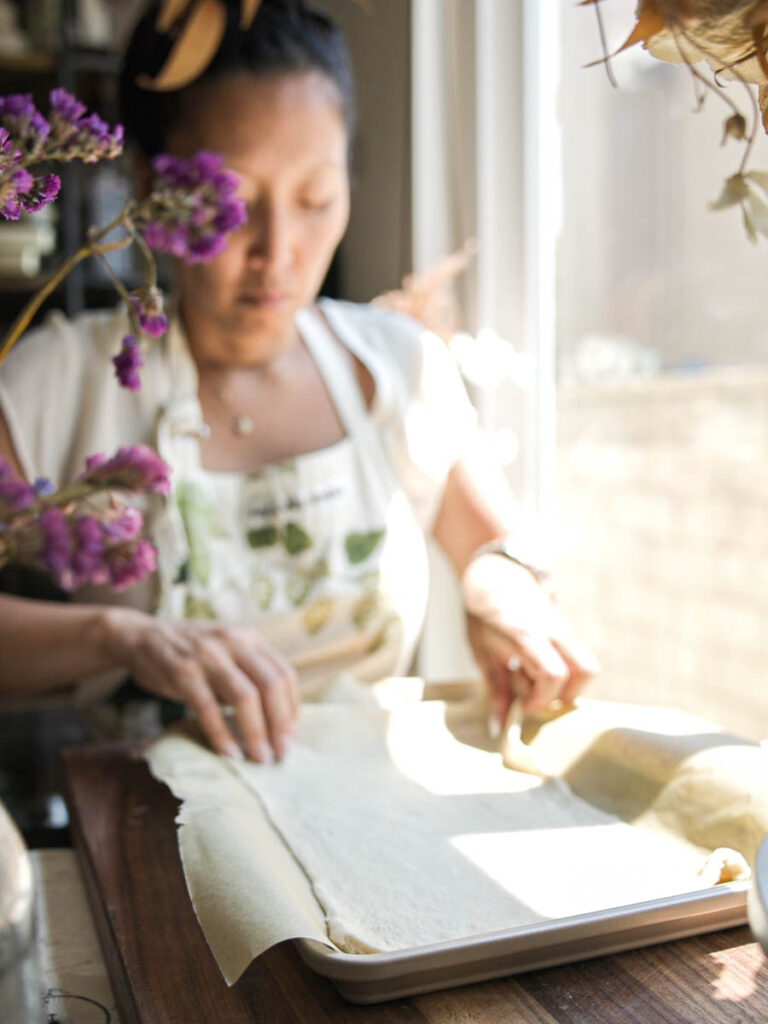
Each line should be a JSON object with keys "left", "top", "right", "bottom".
{"left": 0, "top": 207, "right": 133, "bottom": 367}
{"left": 94, "top": 249, "right": 143, "bottom": 335}
{"left": 128, "top": 222, "right": 158, "bottom": 290}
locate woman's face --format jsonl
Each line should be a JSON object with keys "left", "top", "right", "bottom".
{"left": 168, "top": 70, "right": 350, "bottom": 363}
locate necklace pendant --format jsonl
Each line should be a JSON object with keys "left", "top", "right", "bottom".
{"left": 232, "top": 414, "right": 254, "bottom": 437}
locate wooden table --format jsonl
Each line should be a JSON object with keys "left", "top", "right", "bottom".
{"left": 61, "top": 744, "right": 768, "bottom": 1024}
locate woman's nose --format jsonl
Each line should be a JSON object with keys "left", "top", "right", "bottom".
{"left": 246, "top": 200, "right": 294, "bottom": 272}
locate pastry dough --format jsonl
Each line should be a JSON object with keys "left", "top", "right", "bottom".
{"left": 147, "top": 685, "right": 766, "bottom": 980}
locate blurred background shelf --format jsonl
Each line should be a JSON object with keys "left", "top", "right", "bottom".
{"left": 0, "top": 0, "right": 148, "bottom": 334}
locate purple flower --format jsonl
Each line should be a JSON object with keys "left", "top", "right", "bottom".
{"left": 33, "top": 504, "right": 158, "bottom": 592}
{"left": 103, "top": 506, "right": 143, "bottom": 542}
{"left": 105, "top": 536, "right": 157, "bottom": 590}
{"left": 129, "top": 286, "right": 168, "bottom": 338}
{"left": 45, "top": 88, "right": 123, "bottom": 164}
{"left": 0, "top": 126, "right": 19, "bottom": 173}
{"left": 71, "top": 514, "right": 106, "bottom": 586}
{"left": 0, "top": 457, "right": 34, "bottom": 510}
{"left": 112, "top": 334, "right": 143, "bottom": 391}
{"left": 0, "top": 165, "right": 34, "bottom": 220}
{"left": 39, "top": 506, "right": 73, "bottom": 580}
{"left": 0, "top": 166, "right": 60, "bottom": 220}
{"left": 72, "top": 113, "right": 123, "bottom": 162}
{"left": 0, "top": 476, "right": 34, "bottom": 509}
{"left": 33, "top": 477, "right": 54, "bottom": 497}
{"left": 0, "top": 94, "right": 50, "bottom": 160}
{"left": 78, "top": 444, "right": 171, "bottom": 497}
{"left": 137, "top": 150, "right": 246, "bottom": 265}
{"left": 49, "top": 88, "right": 86, "bottom": 124}
{"left": 83, "top": 453, "right": 107, "bottom": 473}
{"left": 21, "top": 172, "right": 60, "bottom": 213}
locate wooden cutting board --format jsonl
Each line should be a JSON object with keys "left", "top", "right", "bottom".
{"left": 61, "top": 743, "right": 768, "bottom": 1024}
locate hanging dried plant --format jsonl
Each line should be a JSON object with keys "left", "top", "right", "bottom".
{"left": 372, "top": 242, "right": 478, "bottom": 343}
{"left": 586, "top": 0, "right": 768, "bottom": 239}
{"left": 143, "top": 0, "right": 366, "bottom": 91}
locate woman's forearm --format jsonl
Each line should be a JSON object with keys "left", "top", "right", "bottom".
{"left": 0, "top": 593, "right": 130, "bottom": 693}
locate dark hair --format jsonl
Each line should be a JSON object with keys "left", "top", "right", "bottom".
{"left": 119, "top": 0, "right": 356, "bottom": 158}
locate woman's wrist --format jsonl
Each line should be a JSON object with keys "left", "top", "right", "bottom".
{"left": 465, "top": 536, "right": 551, "bottom": 585}
{"left": 95, "top": 603, "right": 144, "bottom": 669}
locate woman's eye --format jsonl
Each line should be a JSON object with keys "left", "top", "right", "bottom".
{"left": 300, "top": 195, "right": 335, "bottom": 212}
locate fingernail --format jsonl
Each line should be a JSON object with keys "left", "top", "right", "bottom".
{"left": 506, "top": 654, "right": 522, "bottom": 672}
{"left": 274, "top": 734, "right": 291, "bottom": 761}
{"left": 255, "top": 742, "right": 274, "bottom": 765}
{"left": 487, "top": 713, "right": 502, "bottom": 740}
{"left": 224, "top": 741, "right": 244, "bottom": 761}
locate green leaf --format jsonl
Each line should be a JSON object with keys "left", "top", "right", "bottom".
{"left": 345, "top": 530, "right": 384, "bottom": 564}
{"left": 247, "top": 525, "right": 279, "bottom": 549}
{"left": 183, "top": 594, "right": 216, "bottom": 620}
{"left": 283, "top": 521, "right": 312, "bottom": 555}
{"left": 173, "top": 559, "right": 190, "bottom": 585}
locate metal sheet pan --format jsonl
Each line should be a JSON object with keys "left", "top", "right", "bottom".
{"left": 296, "top": 883, "right": 749, "bottom": 1004}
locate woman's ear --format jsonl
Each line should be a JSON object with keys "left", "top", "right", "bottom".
{"left": 131, "top": 151, "right": 152, "bottom": 200}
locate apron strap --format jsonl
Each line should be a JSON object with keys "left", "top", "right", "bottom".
{"left": 295, "top": 306, "right": 373, "bottom": 440}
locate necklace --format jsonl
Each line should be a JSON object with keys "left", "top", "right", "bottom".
{"left": 209, "top": 381, "right": 255, "bottom": 437}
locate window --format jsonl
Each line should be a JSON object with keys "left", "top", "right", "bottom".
{"left": 553, "top": 0, "right": 768, "bottom": 740}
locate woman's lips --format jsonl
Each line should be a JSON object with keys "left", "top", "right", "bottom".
{"left": 239, "top": 291, "right": 291, "bottom": 308}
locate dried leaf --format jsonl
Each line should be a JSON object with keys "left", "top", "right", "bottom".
{"left": 139, "top": 0, "right": 227, "bottom": 91}
{"left": 156, "top": 0, "right": 194, "bottom": 34}
{"left": 745, "top": 185, "right": 768, "bottom": 236}
{"left": 372, "top": 241, "right": 477, "bottom": 341}
{"left": 745, "top": 1, "right": 768, "bottom": 29}
{"left": 751, "top": 24, "right": 768, "bottom": 79}
{"left": 742, "top": 203, "right": 758, "bottom": 242}
{"left": 616, "top": 4, "right": 667, "bottom": 55}
{"left": 721, "top": 112, "right": 747, "bottom": 143}
{"left": 240, "top": 0, "right": 262, "bottom": 30}
{"left": 709, "top": 173, "right": 750, "bottom": 210}
{"left": 745, "top": 168, "right": 768, "bottom": 195}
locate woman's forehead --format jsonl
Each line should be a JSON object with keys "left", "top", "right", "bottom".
{"left": 172, "top": 70, "right": 347, "bottom": 158}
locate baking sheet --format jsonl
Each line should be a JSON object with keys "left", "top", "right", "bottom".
{"left": 146, "top": 680, "right": 768, "bottom": 1002}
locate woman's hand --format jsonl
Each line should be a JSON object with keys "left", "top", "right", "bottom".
{"left": 106, "top": 608, "right": 299, "bottom": 762}
{"left": 461, "top": 554, "right": 600, "bottom": 730}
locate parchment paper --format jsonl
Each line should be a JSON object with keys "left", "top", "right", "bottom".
{"left": 146, "top": 681, "right": 768, "bottom": 985}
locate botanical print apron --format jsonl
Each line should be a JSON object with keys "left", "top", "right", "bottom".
{"left": 153, "top": 307, "right": 430, "bottom": 696}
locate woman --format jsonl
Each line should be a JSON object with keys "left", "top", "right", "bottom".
{"left": 0, "top": 0, "right": 598, "bottom": 763}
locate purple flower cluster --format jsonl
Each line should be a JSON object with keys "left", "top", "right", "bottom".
{"left": 0, "top": 89, "right": 121, "bottom": 221}
{"left": 79, "top": 444, "right": 172, "bottom": 497}
{"left": 112, "top": 335, "right": 144, "bottom": 391}
{"left": 138, "top": 151, "right": 246, "bottom": 264}
{"left": 0, "top": 457, "right": 35, "bottom": 516}
{"left": 0, "top": 448, "right": 169, "bottom": 592}
{"left": 0, "top": 124, "right": 60, "bottom": 221}
{"left": 47, "top": 88, "right": 123, "bottom": 163}
{"left": 129, "top": 286, "right": 168, "bottom": 338}
{"left": 0, "top": 93, "right": 50, "bottom": 160}
{"left": 38, "top": 504, "right": 157, "bottom": 591}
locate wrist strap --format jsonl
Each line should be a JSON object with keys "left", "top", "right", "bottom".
{"left": 470, "top": 536, "right": 551, "bottom": 583}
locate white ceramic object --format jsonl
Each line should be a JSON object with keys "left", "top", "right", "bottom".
{"left": 748, "top": 835, "right": 768, "bottom": 956}
{"left": 0, "top": 802, "right": 44, "bottom": 1023}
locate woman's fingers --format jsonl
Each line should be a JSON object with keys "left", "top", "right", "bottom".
{"left": 468, "top": 612, "right": 586, "bottom": 713}
{"left": 232, "top": 641, "right": 297, "bottom": 760}
{"left": 178, "top": 660, "right": 244, "bottom": 760}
